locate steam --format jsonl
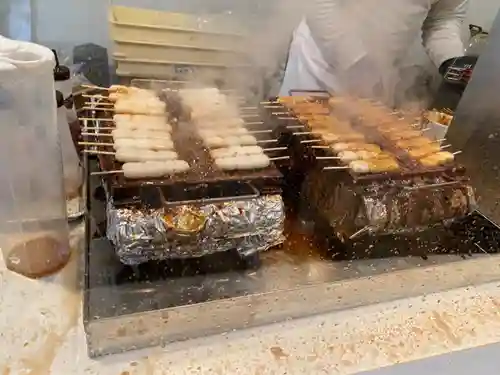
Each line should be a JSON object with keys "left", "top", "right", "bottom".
{"left": 155, "top": 0, "right": 436, "bottom": 111}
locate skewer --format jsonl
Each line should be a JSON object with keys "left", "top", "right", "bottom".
{"left": 239, "top": 106, "right": 258, "bottom": 110}
{"left": 278, "top": 117, "right": 297, "bottom": 120}
{"left": 286, "top": 125, "right": 304, "bottom": 130}
{"left": 311, "top": 146, "right": 329, "bottom": 149}
{"left": 262, "top": 105, "right": 282, "bottom": 109}
{"left": 244, "top": 121, "right": 264, "bottom": 125}
{"left": 269, "top": 156, "right": 290, "bottom": 161}
{"left": 349, "top": 226, "right": 371, "bottom": 240}
{"left": 240, "top": 114, "right": 260, "bottom": 118}
{"left": 82, "top": 94, "right": 108, "bottom": 100}
{"left": 440, "top": 144, "right": 452, "bottom": 150}
{"left": 301, "top": 139, "right": 321, "bottom": 144}
{"left": 272, "top": 112, "right": 288, "bottom": 115}
{"left": 81, "top": 84, "right": 111, "bottom": 91}
{"left": 81, "top": 127, "right": 115, "bottom": 131}
{"left": 79, "top": 117, "right": 114, "bottom": 122}
{"left": 83, "top": 150, "right": 115, "bottom": 155}
{"left": 91, "top": 170, "right": 122, "bottom": 176}
{"left": 452, "top": 150, "right": 462, "bottom": 156}
{"left": 316, "top": 156, "right": 340, "bottom": 160}
{"left": 84, "top": 101, "right": 114, "bottom": 107}
{"left": 81, "top": 106, "right": 114, "bottom": 111}
{"left": 81, "top": 132, "right": 112, "bottom": 137}
{"left": 262, "top": 147, "right": 287, "bottom": 152}
{"left": 79, "top": 141, "right": 114, "bottom": 147}
{"left": 322, "top": 166, "right": 350, "bottom": 170}
{"left": 260, "top": 101, "right": 277, "bottom": 105}
{"left": 248, "top": 129, "right": 272, "bottom": 134}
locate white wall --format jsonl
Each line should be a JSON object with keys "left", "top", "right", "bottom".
{"left": 32, "top": 0, "right": 279, "bottom": 49}
{"left": 30, "top": 0, "right": 500, "bottom": 51}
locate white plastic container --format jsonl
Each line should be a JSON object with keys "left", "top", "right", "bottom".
{"left": 0, "top": 37, "right": 70, "bottom": 278}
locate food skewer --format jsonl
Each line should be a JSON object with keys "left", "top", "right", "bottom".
{"left": 81, "top": 84, "right": 111, "bottom": 91}
{"left": 90, "top": 160, "right": 190, "bottom": 178}
{"left": 79, "top": 141, "right": 114, "bottom": 147}
{"left": 82, "top": 94, "right": 109, "bottom": 100}
{"left": 84, "top": 101, "right": 114, "bottom": 107}
{"left": 79, "top": 117, "right": 114, "bottom": 122}
{"left": 83, "top": 149, "right": 115, "bottom": 155}
{"left": 244, "top": 121, "right": 264, "bottom": 125}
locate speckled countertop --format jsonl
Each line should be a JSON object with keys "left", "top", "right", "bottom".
{"left": 2, "top": 224, "right": 500, "bottom": 375}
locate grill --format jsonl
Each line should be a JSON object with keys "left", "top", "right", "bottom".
{"left": 81, "top": 89, "right": 286, "bottom": 208}
{"left": 260, "top": 92, "right": 476, "bottom": 245}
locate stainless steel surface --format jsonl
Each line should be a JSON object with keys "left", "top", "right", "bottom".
{"left": 84, "top": 229, "right": 491, "bottom": 357}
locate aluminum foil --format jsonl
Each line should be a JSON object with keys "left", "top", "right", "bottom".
{"left": 302, "top": 169, "right": 476, "bottom": 238}
{"left": 107, "top": 195, "right": 285, "bottom": 265}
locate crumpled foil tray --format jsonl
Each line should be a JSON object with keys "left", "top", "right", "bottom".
{"left": 107, "top": 195, "right": 285, "bottom": 265}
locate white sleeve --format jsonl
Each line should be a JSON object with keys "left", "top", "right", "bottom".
{"left": 422, "top": 0, "right": 468, "bottom": 68}
{"left": 306, "top": 0, "right": 367, "bottom": 71}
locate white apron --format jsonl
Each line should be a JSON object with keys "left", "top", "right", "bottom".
{"left": 280, "top": 0, "right": 467, "bottom": 97}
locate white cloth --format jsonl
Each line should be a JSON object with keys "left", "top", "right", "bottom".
{"left": 280, "top": 0, "right": 468, "bottom": 97}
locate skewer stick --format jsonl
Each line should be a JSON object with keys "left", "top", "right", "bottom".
{"left": 248, "top": 129, "right": 272, "bottom": 134}
{"left": 323, "top": 166, "right": 350, "bottom": 170}
{"left": 269, "top": 156, "right": 290, "bottom": 161}
{"left": 349, "top": 226, "right": 371, "bottom": 240}
{"left": 440, "top": 144, "right": 452, "bottom": 150}
{"left": 301, "top": 139, "right": 321, "bottom": 144}
{"left": 91, "top": 170, "right": 122, "bottom": 176}
{"left": 293, "top": 131, "right": 312, "bottom": 135}
{"left": 311, "top": 146, "right": 329, "bottom": 149}
{"left": 82, "top": 94, "right": 109, "bottom": 100}
{"left": 272, "top": 112, "right": 288, "bottom": 115}
{"left": 286, "top": 125, "right": 304, "bottom": 129}
{"left": 83, "top": 149, "right": 115, "bottom": 155}
{"left": 81, "top": 132, "right": 113, "bottom": 137}
{"left": 84, "top": 101, "right": 114, "bottom": 106}
{"left": 239, "top": 106, "right": 258, "bottom": 110}
{"left": 260, "top": 101, "right": 277, "bottom": 105}
{"left": 240, "top": 114, "right": 260, "bottom": 118}
{"left": 79, "top": 117, "right": 114, "bottom": 122}
{"left": 262, "top": 147, "right": 287, "bottom": 152}
{"left": 244, "top": 121, "right": 264, "bottom": 125}
{"left": 262, "top": 105, "right": 282, "bottom": 109}
{"left": 81, "top": 84, "right": 111, "bottom": 91}
{"left": 452, "top": 151, "right": 462, "bottom": 156}
{"left": 79, "top": 141, "right": 114, "bottom": 147}
{"left": 316, "top": 156, "right": 340, "bottom": 160}
{"left": 81, "top": 127, "right": 116, "bottom": 131}
{"left": 278, "top": 117, "right": 297, "bottom": 120}
{"left": 81, "top": 106, "right": 115, "bottom": 111}
{"left": 257, "top": 139, "right": 278, "bottom": 144}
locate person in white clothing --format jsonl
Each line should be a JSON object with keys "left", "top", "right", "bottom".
{"left": 279, "top": 0, "right": 470, "bottom": 101}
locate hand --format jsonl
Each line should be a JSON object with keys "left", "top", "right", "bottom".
{"left": 439, "top": 56, "right": 478, "bottom": 86}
